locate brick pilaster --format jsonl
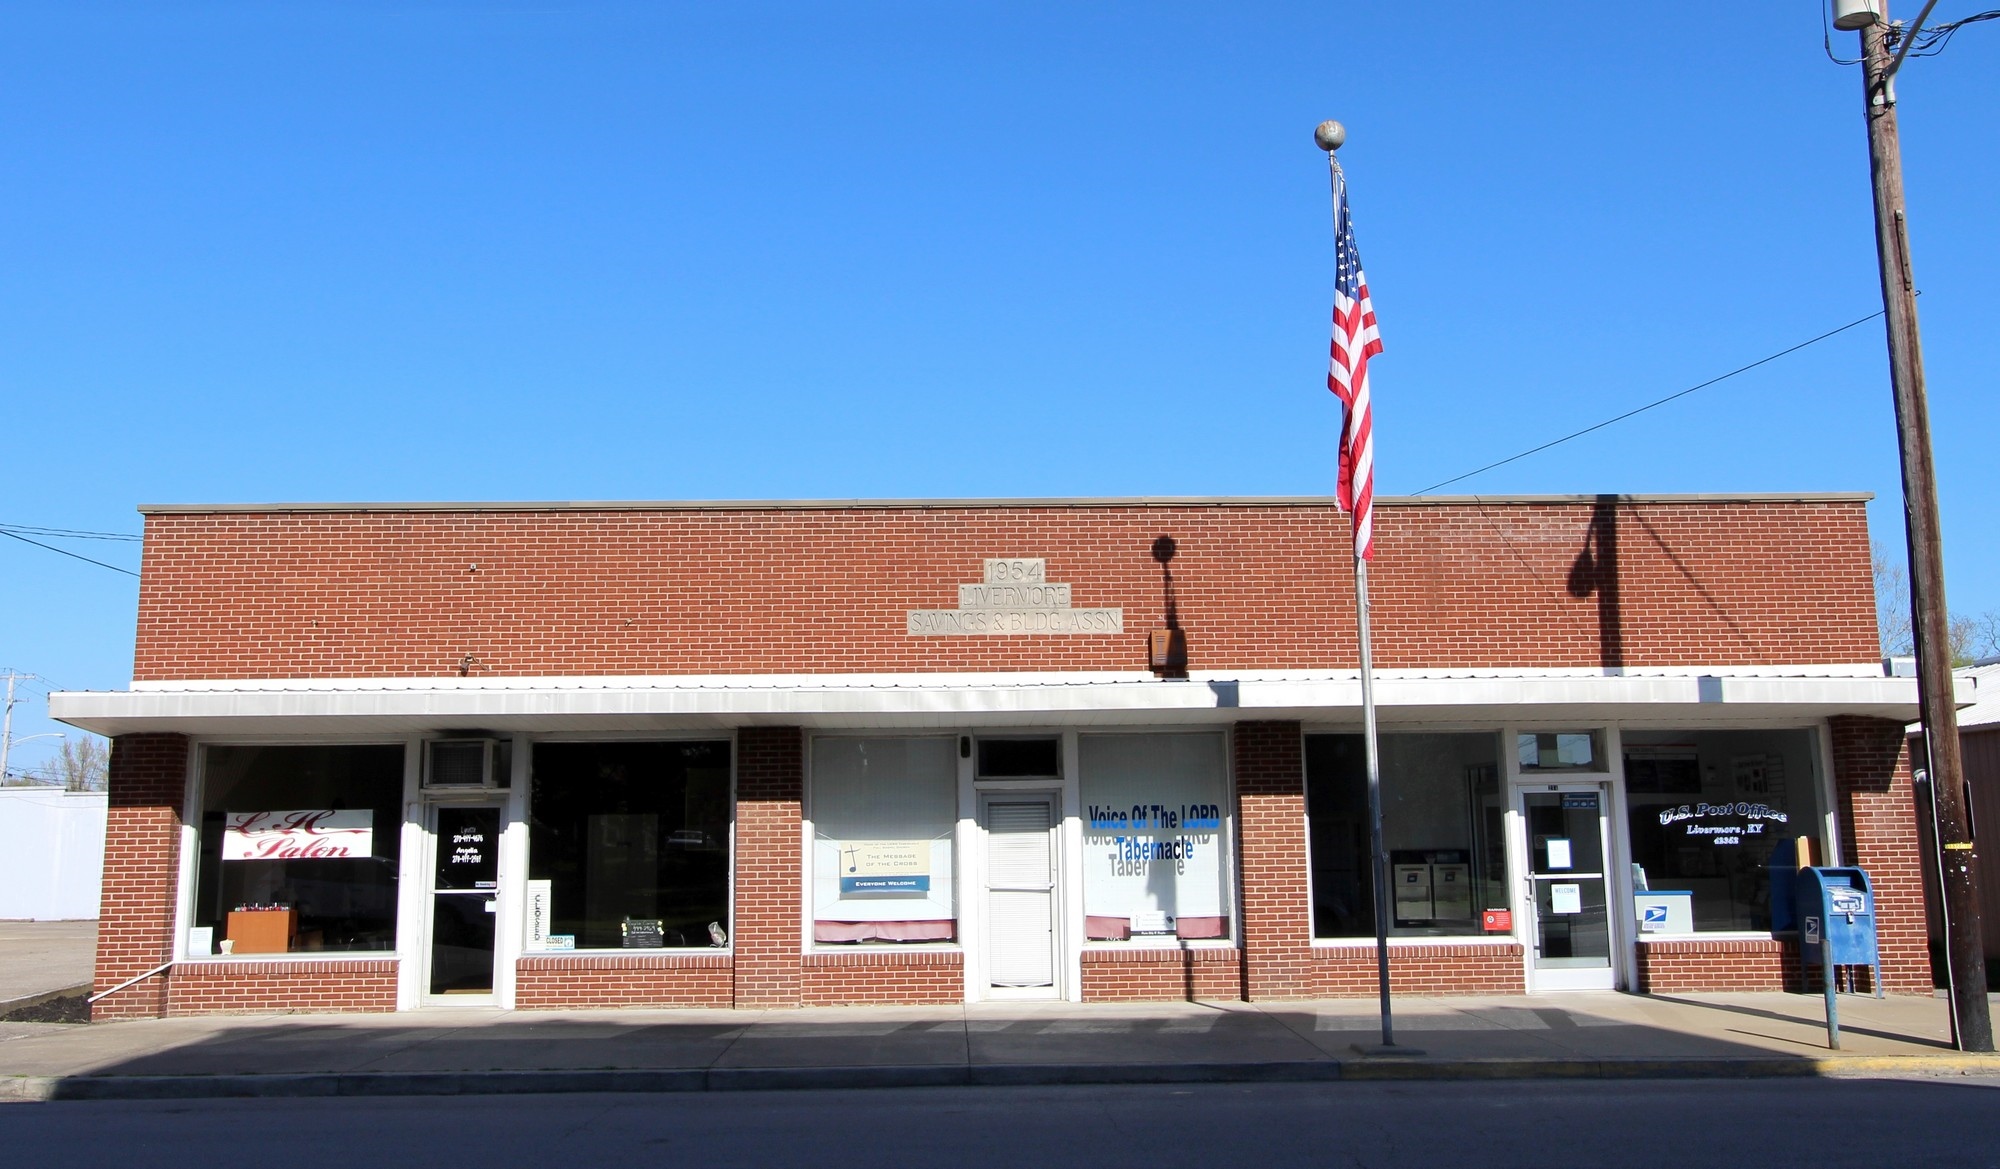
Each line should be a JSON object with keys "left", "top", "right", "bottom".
{"left": 1828, "top": 715, "right": 1932, "bottom": 993}
{"left": 92, "top": 733, "right": 189, "bottom": 1020}
{"left": 1234, "top": 721, "right": 1312, "bottom": 999}
{"left": 733, "top": 725, "right": 804, "bottom": 1007}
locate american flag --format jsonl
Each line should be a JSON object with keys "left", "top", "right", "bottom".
{"left": 1326, "top": 161, "right": 1382, "bottom": 561}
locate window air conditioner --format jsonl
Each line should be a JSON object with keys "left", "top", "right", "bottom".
{"left": 424, "top": 738, "right": 502, "bottom": 790}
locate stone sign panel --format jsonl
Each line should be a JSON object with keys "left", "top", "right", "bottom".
{"left": 908, "top": 558, "right": 1123, "bottom": 636}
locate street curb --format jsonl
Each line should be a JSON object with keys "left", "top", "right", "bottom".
{"left": 3, "top": 1053, "right": 1996, "bottom": 1101}
{"left": 1336, "top": 1054, "right": 2000, "bottom": 1080}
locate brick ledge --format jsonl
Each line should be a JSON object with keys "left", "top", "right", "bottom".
{"left": 804, "top": 949, "right": 963, "bottom": 968}
{"left": 170, "top": 959, "right": 399, "bottom": 977}
{"left": 1311, "top": 943, "right": 1523, "bottom": 960}
{"left": 518, "top": 952, "right": 730, "bottom": 971}
{"left": 1081, "top": 947, "right": 1240, "bottom": 965}
{"left": 1637, "top": 937, "right": 1783, "bottom": 953}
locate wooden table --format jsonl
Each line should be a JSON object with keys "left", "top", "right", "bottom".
{"left": 226, "top": 908, "right": 296, "bottom": 954}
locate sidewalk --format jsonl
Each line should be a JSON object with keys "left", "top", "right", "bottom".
{"left": 3, "top": 991, "right": 1996, "bottom": 1101}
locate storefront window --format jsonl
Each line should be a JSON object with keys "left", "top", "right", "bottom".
{"left": 526, "top": 740, "right": 731, "bottom": 950}
{"left": 1623, "top": 729, "right": 1823, "bottom": 933}
{"left": 192, "top": 744, "right": 405, "bottom": 955}
{"left": 1080, "top": 732, "right": 1230, "bottom": 942}
{"left": 810, "top": 737, "right": 957, "bottom": 943}
{"left": 1307, "top": 733, "right": 1507, "bottom": 938}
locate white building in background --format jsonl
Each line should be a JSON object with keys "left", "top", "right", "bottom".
{"left": 0, "top": 787, "right": 106, "bottom": 921}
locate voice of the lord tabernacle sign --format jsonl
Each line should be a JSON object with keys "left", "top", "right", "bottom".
{"left": 908, "top": 559, "right": 1123, "bottom": 635}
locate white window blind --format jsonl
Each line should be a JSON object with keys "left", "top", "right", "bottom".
{"left": 985, "top": 800, "right": 1054, "bottom": 987}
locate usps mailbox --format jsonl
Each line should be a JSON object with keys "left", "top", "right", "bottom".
{"left": 1793, "top": 866, "right": 1881, "bottom": 1049}
{"left": 1796, "top": 867, "right": 1880, "bottom": 971}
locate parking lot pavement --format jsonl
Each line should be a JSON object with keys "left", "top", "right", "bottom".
{"left": 0, "top": 922, "right": 94, "bottom": 1011}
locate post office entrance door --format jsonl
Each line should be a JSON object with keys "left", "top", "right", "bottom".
{"left": 1519, "top": 786, "right": 1617, "bottom": 991}
{"left": 425, "top": 803, "right": 503, "bottom": 1001}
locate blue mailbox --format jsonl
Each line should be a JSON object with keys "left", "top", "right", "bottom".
{"left": 1794, "top": 866, "right": 1881, "bottom": 1048}
{"left": 1795, "top": 867, "right": 1880, "bottom": 971}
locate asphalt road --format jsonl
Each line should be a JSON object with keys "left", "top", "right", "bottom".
{"left": 5, "top": 1078, "right": 1999, "bottom": 1168}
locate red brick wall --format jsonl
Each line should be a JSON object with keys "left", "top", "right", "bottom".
{"left": 1829, "top": 715, "right": 1932, "bottom": 993}
{"left": 734, "top": 726, "right": 804, "bottom": 1008}
{"left": 803, "top": 950, "right": 963, "bottom": 1005}
{"left": 516, "top": 954, "right": 732, "bottom": 1009}
{"left": 1080, "top": 947, "right": 1244, "bottom": 1001}
{"left": 164, "top": 960, "right": 398, "bottom": 1015}
{"left": 1235, "top": 722, "right": 1312, "bottom": 1000}
{"left": 130, "top": 498, "right": 1878, "bottom": 681}
{"left": 1635, "top": 938, "right": 1796, "bottom": 993}
{"left": 1311, "top": 943, "right": 1525, "bottom": 997}
{"left": 92, "top": 733, "right": 189, "bottom": 1021}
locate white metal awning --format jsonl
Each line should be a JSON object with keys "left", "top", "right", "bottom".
{"left": 49, "top": 666, "right": 1940, "bottom": 737}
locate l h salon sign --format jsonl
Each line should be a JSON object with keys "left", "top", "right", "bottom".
{"left": 223, "top": 810, "right": 374, "bottom": 860}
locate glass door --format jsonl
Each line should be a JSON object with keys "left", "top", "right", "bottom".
{"left": 1519, "top": 786, "right": 1616, "bottom": 991}
{"left": 425, "top": 803, "right": 503, "bottom": 1001}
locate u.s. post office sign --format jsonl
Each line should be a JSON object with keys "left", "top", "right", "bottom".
{"left": 908, "top": 558, "right": 1123, "bottom": 636}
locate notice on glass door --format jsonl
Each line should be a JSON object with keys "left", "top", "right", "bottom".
{"left": 1551, "top": 883, "right": 1583, "bottom": 915}
{"left": 1546, "top": 838, "right": 1573, "bottom": 870}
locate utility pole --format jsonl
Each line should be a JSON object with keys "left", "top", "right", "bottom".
{"left": 1843, "top": 0, "right": 1992, "bottom": 1051}
{"left": 0, "top": 672, "right": 20, "bottom": 784}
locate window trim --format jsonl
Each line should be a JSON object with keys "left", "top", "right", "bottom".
{"left": 804, "top": 731, "right": 963, "bottom": 954}
{"left": 1514, "top": 729, "right": 1610, "bottom": 774}
{"left": 1311, "top": 934, "right": 1520, "bottom": 949}
{"left": 1075, "top": 727, "right": 1238, "bottom": 953}
{"left": 1303, "top": 727, "right": 1511, "bottom": 943}
{"left": 179, "top": 736, "right": 415, "bottom": 965}
{"left": 1614, "top": 723, "right": 1832, "bottom": 938}
{"left": 516, "top": 733, "right": 738, "bottom": 957}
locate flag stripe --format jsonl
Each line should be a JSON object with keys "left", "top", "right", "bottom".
{"left": 1326, "top": 164, "right": 1381, "bottom": 561}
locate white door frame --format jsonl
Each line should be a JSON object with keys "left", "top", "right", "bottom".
{"left": 1511, "top": 778, "right": 1621, "bottom": 992}
{"left": 417, "top": 796, "right": 508, "bottom": 1007}
{"left": 976, "top": 788, "right": 1064, "bottom": 1001}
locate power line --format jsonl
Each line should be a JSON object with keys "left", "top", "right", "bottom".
{"left": 0, "top": 522, "right": 140, "bottom": 542}
{"left": 1899, "top": 8, "right": 2000, "bottom": 57}
{"left": 0, "top": 529, "right": 141, "bottom": 577}
{"left": 1413, "top": 307, "right": 1889, "bottom": 496}
{"left": 1821, "top": 5, "right": 2000, "bottom": 65}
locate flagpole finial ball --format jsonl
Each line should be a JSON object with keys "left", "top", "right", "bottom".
{"left": 1314, "top": 120, "right": 1346, "bottom": 152}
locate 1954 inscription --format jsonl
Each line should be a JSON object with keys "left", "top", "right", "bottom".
{"left": 908, "top": 558, "right": 1123, "bottom": 636}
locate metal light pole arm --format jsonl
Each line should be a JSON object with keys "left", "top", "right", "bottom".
{"left": 1885, "top": 0, "right": 1941, "bottom": 82}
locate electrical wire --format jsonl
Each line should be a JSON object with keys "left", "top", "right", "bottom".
{"left": 0, "top": 529, "right": 140, "bottom": 577}
{"left": 0, "top": 522, "right": 140, "bottom": 542}
{"left": 1823, "top": 0, "right": 1865, "bottom": 64}
{"left": 1901, "top": 8, "right": 2000, "bottom": 56}
{"left": 1412, "top": 307, "right": 1889, "bottom": 496}
{"left": 1824, "top": 3, "right": 2000, "bottom": 64}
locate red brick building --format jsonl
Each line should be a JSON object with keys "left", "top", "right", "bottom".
{"left": 54, "top": 492, "right": 1934, "bottom": 1018}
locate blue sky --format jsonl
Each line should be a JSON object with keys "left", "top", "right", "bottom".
{"left": 1, "top": 2, "right": 1995, "bottom": 771}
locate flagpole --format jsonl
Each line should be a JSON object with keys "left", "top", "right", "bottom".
{"left": 1355, "top": 556, "right": 1395, "bottom": 1048}
{"left": 1317, "top": 119, "right": 1399, "bottom": 1052}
